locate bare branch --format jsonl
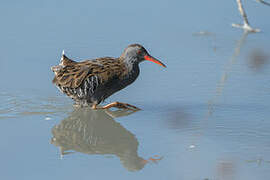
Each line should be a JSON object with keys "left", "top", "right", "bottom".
{"left": 237, "top": 0, "right": 250, "bottom": 25}
{"left": 255, "top": 0, "right": 270, "bottom": 6}
{"left": 232, "top": 0, "right": 260, "bottom": 32}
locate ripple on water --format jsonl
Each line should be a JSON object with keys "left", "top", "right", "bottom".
{"left": 0, "top": 92, "right": 72, "bottom": 119}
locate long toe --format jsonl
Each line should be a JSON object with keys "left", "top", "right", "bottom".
{"left": 124, "top": 103, "right": 141, "bottom": 111}
{"left": 115, "top": 102, "right": 140, "bottom": 111}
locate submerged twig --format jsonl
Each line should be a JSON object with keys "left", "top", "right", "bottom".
{"left": 190, "top": 31, "right": 251, "bottom": 148}
{"left": 208, "top": 31, "right": 250, "bottom": 114}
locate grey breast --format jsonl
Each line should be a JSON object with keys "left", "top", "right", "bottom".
{"left": 91, "top": 65, "right": 140, "bottom": 104}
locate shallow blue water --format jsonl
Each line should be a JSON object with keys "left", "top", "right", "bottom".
{"left": 1, "top": 0, "right": 270, "bottom": 179}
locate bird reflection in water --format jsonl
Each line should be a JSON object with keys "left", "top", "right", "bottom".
{"left": 51, "top": 108, "right": 162, "bottom": 171}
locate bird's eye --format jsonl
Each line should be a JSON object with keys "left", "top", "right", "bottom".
{"left": 137, "top": 50, "right": 141, "bottom": 54}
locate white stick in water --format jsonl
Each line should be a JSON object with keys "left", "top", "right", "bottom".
{"left": 232, "top": 0, "right": 260, "bottom": 32}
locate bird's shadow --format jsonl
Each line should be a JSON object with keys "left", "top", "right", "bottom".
{"left": 51, "top": 107, "right": 162, "bottom": 172}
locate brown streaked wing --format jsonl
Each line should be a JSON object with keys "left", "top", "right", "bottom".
{"left": 53, "top": 57, "right": 125, "bottom": 89}
{"left": 53, "top": 65, "right": 89, "bottom": 88}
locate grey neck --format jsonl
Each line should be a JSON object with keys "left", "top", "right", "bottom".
{"left": 123, "top": 60, "right": 140, "bottom": 84}
{"left": 123, "top": 57, "right": 139, "bottom": 72}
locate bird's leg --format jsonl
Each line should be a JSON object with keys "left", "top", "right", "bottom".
{"left": 91, "top": 103, "right": 98, "bottom": 110}
{"left": 92, "top": 101, "right": 140, "bottom": 111}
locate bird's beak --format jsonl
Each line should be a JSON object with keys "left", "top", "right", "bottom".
{"left": 144, "top": 55, "right": 166, "bottom": 68}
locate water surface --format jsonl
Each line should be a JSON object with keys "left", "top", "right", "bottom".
{"left": 0, "top": 0, "right": 270, "bottom": 179}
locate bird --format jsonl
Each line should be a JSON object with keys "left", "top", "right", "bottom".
{"left": 51, "top": 44, "right": 166, "bottom": 110}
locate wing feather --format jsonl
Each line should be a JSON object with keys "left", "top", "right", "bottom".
{"left": 52, "top": 57, "right": 125, "bottom": 89}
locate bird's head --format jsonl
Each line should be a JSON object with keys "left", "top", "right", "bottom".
{"left": 120, "top": 44, "right": 166, "bottom": 68}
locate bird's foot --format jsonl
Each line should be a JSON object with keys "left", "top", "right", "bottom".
{"left": 110, "top": 102, "right": 141, "bottom": 111}
{"left": 142, "top": 155, "right": 163, "bottom": 165}
{"left": 104, "top": 109, "right": 138, "bottom": 118}
{"left": 92, "top": 102, "right": 141, "bottom": 111}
